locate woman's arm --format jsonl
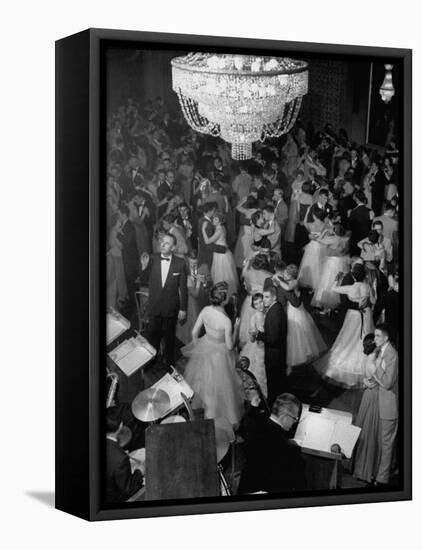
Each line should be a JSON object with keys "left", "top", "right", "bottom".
{"left": 254, "top": 226, "right": 275, "bottom": 237}
{"left": 224, "top": 316, "right": 240, "bottom": 350}
{"left": 202, "top": 223, "right": 222, "bottom": 245}
{"left": 191, "top": 311, "right": 204, "bottom": 341}
{"left": 277, "top": 278, "right": 298, "bottom": 291}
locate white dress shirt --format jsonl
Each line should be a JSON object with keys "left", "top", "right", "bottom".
{"left": 160, "top": 255, "right": 172, "bottom": 287}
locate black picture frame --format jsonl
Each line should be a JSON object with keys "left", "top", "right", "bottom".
{"left": 55, "top": 28, "right": 412, "bottom": 521}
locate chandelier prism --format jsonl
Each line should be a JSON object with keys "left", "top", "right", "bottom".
{"left": 171, "top": 53, "right": 309, "bottom": 160}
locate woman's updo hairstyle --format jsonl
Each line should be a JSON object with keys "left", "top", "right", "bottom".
{"left": 209, "top": 281, "right": 228, "bottom": 306}
{"left": 251, "top": 210, "right": 262, "bottom": 227}
{"left": 363, "top": 333, "right": 376, "bottom": 356}
{"left": 213, "top": 211, "right": 225, "bottom": 224}
{"left": 251, "top": 253, "right": 270, "bottom": 272}
{"left": 367, "top": 229, "right": 379, "bottom": 244}
{"left": 351, "top": 263, "right": 366, "bottom": 282}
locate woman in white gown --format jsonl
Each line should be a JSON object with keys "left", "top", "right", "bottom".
{"left": 182, "top": 283, "right": 245, "bottom": 426}
{"left": 202, "top": 212, "right": 239, "bottom": 297}
{"left": 238, "top": 253, "right": 272, "bottom": 347}
{"left": 239, "top": 293, "right": 267, "bottom": 397}
{"left": 298, "top": 208, "right": 328, "bottom": 290}
{"left": 311, "top": 224, "right": 351, "bottom": 312}
{"left": 277, "top": 264, "right": 327, "bottom": 372}
{"left": 234, "top": 196, "right": 259, "bottom": 268}
{"left": 314, "top": 264, "right": 375, "bottom": 388}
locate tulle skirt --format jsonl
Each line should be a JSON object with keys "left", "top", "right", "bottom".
{"left": 352, "top": 387, "right": 382, "bottom": 483}
{"left": 298, "top": 240, "right": 327, "bottom": 290}
{"left": 286, "top": 303, "right": 327, "bottom": 368}
{"left": 182, "top": 334, "right": 245, "bottom": 426}
{"left": 311, "top": 256, "right": 351, "bottom": 309}
{"left": 234, "top": 225, "right": 253, "bottom": 268}
{"left": 240, "top": 340, "right": 267, "bottom": 397}
{"left": 239, "top": 296, "right": 256, "bottom": 348}
{"left": 314, "top": 308, "right": 374, "bottom": 387}
{"left": 211, "top": 250, "right": 239, "bottom": 296}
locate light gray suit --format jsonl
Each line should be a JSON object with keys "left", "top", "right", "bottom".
{"left": 373, "top": 342, "right": 398, "bottom": 483}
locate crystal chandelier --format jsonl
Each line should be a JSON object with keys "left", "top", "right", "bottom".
{"left": 379, "top": 64, "right": 395, "bottom": 103}
{"left": 171, "top": 53, "right": 309, "bottom": 160}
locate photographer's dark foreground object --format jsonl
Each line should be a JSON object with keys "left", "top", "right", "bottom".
{"left": 56, "top": 28, "right": 412, "bottom": 521}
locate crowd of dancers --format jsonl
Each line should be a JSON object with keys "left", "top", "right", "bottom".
{"left": 106, "top": 94, "right": 400, "bottom": 491}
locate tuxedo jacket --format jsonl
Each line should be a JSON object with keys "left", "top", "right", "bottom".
{"left": 374, "top": 343, "right": 398, "bottom": 420}
{"left": 147, "top": 253, "right": 187, "bottom": 318}
{"left": 238, "top": 406, "right": 305, "bottom": 494}
{"left": 349, "top": 204, "right": 372, "bottom": 245}
{"left": 197, "top": 216, "right": 226, "bottom": 267}
{"left": 106, "top": 439, "right": 143, "bottom": 503}
{"left": 259, "top": 301, "right": 287, "bottom": 354}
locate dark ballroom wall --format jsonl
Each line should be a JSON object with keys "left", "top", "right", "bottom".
{"left": 106, "top": 48, "right": 371, "bottom": 144}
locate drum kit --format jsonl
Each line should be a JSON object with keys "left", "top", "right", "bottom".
{"left": 131, "top": 386, "right": 234, "bottom": 463}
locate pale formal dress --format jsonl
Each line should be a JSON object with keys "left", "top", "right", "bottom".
{"left": 314, "top": 281, "right": 374, "bottom": 387}
{"left": 210, "top": 225, "right": 239, "bottom": 297}
{"left": 182, "top": 306, "right": 245, "bottom": 426}
{"left": 298, "top": 219, "right": 328, "bottom": 290}
{"left": 311, "top": 234, "right": 350, "bottom": 310}
{"left": 240, "top": 311, "right": 267, "bottom": 397}
{"left": 238, "top": 267, "right": 272, "bottom": 347}
{"left": 286, "top": 290, "right": 327, "bottom": 369}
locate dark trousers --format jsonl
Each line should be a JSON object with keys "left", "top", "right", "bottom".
{"left": 146, "top": 315, "right": 177, "bottom": 366}
{"left": 265, "top": 349, "right": 287, "bottom": 407}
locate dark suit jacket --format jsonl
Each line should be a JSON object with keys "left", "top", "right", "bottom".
{"left": 118, "top": 220, "right": 139, "bottom": 280}
{"left": 349, "top": 204, "right": 372, "bottom": 254}
{"left": 147, "top": 253, "right": 187, "bottom": 318}
{"left": 238, "top": 406, "right": 306, "bottom": 494}
{"left": 263, "top": 277, "right": 302, "bottom": 309}
{"left": 197, "top": 216, "right": 226, "bottom": 268}
{"left": 339, "top": 271, "right": 361, "bottom": 312}
{"left": 257, "top": 301, "right": 287, "bottom": 371}
{"left": 106, "top": 439, "right": 143, "bottom": 503}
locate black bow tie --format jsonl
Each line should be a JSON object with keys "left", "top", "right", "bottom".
{"left": 161, "top": 256, "right": 170, "bottom": 262}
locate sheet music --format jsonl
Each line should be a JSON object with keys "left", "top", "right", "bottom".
{"left": 330, "top": 422, "right": 361, "bottom": 459}
{"left": 106, "top": 311, "right": 130, "bottom": 344}
{"left": 151, "top": 372, "right": 194, "bottom": 414}
{"left": 128, "top": 448, "right": 145, "bottom": 474}
{"left": 300, "top": 416, "right": 334, "bottom": 452}
{"left": 109, "top": 337, "right": 155, "bottom": 376}
{"left": 294, "top": 413, "right": 361, "bottom": 458}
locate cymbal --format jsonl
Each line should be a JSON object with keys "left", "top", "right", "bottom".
{"left": 131, "top": 388, "right": 171, "bottom": 422}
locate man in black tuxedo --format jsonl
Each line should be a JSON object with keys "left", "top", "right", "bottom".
{"left": 145, "top": 233, "right": 187, "bottom": 365}
{"left": 304, "top": 188, "right": 333, "bottom": 225}
{"left": 106, "top": 407, "right": 143, "bottom": 503}
{"left": 117, "top": 205, "right": 139, "bottom": 308}
{"left": 256, "top": 286, "right": 288, "bottom": 406}
{"left": 348, "top": 190, "right": 373, "bottom": 256}
{"left": 197, "top": 202, "right": 227, "bottom": 269}
{"left": 238, "top": 392, "right": 305, "bottom": 494}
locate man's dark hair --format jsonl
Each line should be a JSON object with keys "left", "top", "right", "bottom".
{"left": 106, "top": 407, "right": 121, "bottom": 434}
{"left": 373, "top": 220, "right": 384, "bottom": 229}
{"left": 375, "top": 323, "right": 391, "bottom": 340}
{"left": 263, "top": 204, "right": 275, "bottom": 214}
{"left": 202, "top": 201, "right": 218, "bottom": 215}
{"left": 355, "top": 190, "right": 367, "bottom": 204}
{"left": 319, "top": 188, "right": 329, "bottom": 198}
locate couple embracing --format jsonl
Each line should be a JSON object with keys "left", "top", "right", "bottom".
{"left": 198, "top": 202, "right": 238, "bottom": 296}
